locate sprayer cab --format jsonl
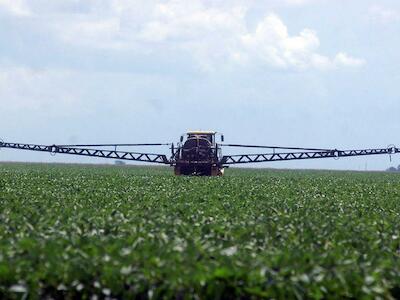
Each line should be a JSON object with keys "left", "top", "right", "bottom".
{"left": 173, "top": 131, "right": 224, "bottom": 176}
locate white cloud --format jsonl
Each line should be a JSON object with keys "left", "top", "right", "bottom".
{"left": 333, "top": 52, "right": 365, "bottom": 68}
{"left": 0, "top": 64, "right": 178, "bottom": 116}
{"left": 283, "top": 0, "right": 317, "bottom": 6}
{"left": 369, "top": 5, "right": 400, "bottom": 23}
{"left": 0, "top": 0, "right": 364, "bottom": 71}
{"left": 239, "top": 14, "right": 364, "bottom": 70}
{"left": 57, "top": 17, "right": 122, "bottom": 49}
{"left": 139, "top": 3, "right": 246, "bottom": 41}
{"left": 0, "top": 66, "right": 78, "bottom": 112}
{"left": 240, "top": 14, "right": 322, "bottom": 68}
{"left": 0, "top": 0, "right": 30, "bottom": 16}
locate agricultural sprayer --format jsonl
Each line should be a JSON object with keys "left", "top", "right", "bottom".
{"left": 1, "top": 131, "right": 399, "bottom": 176}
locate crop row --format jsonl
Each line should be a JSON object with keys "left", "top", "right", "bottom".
{"left": 1, "top": 163, "right": 400, "bottom": 299}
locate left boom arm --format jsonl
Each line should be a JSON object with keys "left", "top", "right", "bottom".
{"left": 0, "top": 142, "right": 170, "bottom": 164}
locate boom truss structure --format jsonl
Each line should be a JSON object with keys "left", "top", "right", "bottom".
{"left": 220, "top": 145, "right": 399, "bottom": 165}
{"left": 0, "top": 137, "right": 399, "bottom": 172}
{"left": 0, "top": 142, "right": 170, "bottom": 164}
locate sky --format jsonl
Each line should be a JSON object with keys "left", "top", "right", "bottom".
{"left": 0, "top": 0, "right": 399, "bottom": 170}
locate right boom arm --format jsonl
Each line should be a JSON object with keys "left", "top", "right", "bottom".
{"left": 220, "top": 145, "right": 399, "bottom": 165}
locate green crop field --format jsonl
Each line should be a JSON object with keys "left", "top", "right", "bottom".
{"left": 1, "top": 163, "right": 400, "bottom": 299}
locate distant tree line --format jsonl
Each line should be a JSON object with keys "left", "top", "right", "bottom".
{"left": 114, "top": 160, "right": 126, "bottom": 166}
{"left": 387, "top": 165, "right": 400, "bottom": 172}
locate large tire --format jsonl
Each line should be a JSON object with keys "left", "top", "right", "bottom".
{"left": 174, "top": 166, "right": 181, "bottom": 176}
{"left": 211, "top": 166, "right": 223, "bottom": 176}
